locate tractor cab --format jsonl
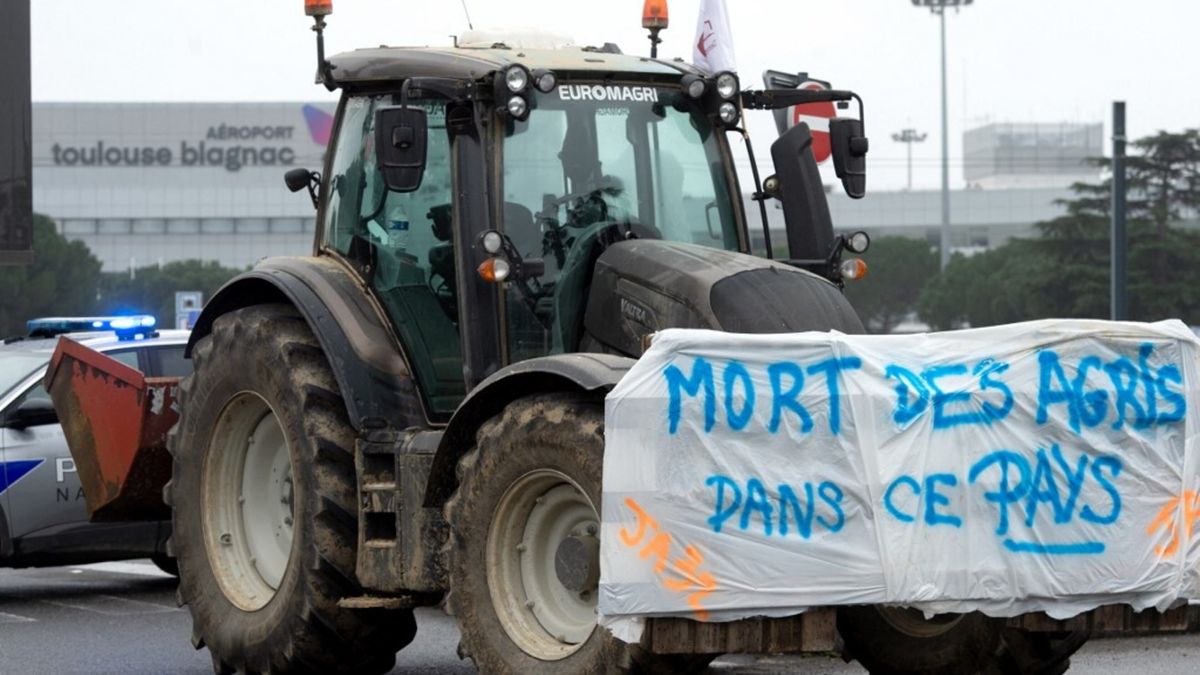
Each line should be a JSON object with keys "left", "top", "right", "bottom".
{"left": 286, "top": 21, "right": 871, "bottom": 421}
{"left": 47, "top": 6, "right": 1095, "bottom": 675}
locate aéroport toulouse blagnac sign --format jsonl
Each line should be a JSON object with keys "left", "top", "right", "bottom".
{"left": 47, "top": 104, "right": 334, "bottom": 173}
{"left": 598, "top": 319, "right": 1200, "bottom": 643}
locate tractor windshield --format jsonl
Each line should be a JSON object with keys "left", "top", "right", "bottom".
{"left": 502, "top": 83, "right": 739, "bottom": 258}
{"left": 500, "top": 83, "right": 741, "bottom": 361}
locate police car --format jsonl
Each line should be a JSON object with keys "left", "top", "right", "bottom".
{"left": 0, "top": 316, "right": 189, "bottom": 572}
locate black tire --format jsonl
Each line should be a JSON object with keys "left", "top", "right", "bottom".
{"left": 444, "top": 394, "right": 714, "bottom": 675}
{"left": 988, "top": 627, "right": 1089, "bottom": 675}
{"left": 838, "top": 605, "right": 1003, "bottom": 675}
{"left": 166, "top": 304, "right": 415, "bottom": 675}
{"left": 151, "top": 554, "right": 179, "bottom": 577}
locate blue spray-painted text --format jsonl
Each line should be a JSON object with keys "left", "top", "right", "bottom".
{"left": 884, "top": 444, "right": 1122, "bottom": 555}
{"left": 706, "top": 475, "right": 845, "bottom": 539}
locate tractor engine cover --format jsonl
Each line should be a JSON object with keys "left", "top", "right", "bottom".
{"left": 584, "top": 240, "right": 865, "bottom": 356}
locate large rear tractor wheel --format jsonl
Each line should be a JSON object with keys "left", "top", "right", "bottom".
{"left": 444, "top": 394, "right": 714, "bottom": 675}
{"left": 839, "top": 605, "right": 1001, "bottom": 674}
{"left": 167, "top": 304, "right": 415, "bottom": 674}
{"left": 839, "top": 605, "right": 1086, "bottom": 674}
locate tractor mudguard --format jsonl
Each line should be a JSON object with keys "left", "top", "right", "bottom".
{"left": 189, "top": 256, "right": 424, "bottom": 430}
{"left": 423, "top": 353, "right": 634, "bottom": 507}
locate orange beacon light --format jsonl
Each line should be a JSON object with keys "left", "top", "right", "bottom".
{"left": 305, "top": 0, "right": 332, "bottom": 17}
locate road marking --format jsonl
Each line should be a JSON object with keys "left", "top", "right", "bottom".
{"left": 73, "top": 560, "right": 174, "bottom": 578}
{"left": 43, "top": 594, "right": 177, "bottom": 616}
{"left": 0, "top": 610, "right": 37, "bottom": 624}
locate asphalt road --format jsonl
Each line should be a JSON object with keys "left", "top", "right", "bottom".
{"left": 1, "top": 562, "right": 1199, "bottom": 674}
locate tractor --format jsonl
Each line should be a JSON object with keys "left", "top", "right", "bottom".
{"left": 54, "top": 2, "right": 1092, "bottom": 673}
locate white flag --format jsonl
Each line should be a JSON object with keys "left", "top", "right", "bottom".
{"left": 693, "top": 0, "right": 737, "bottom": 74}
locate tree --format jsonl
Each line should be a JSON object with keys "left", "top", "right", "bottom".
{"left": 0, "top": 214, "right": 103, "bottom": 337}
{"left": 916, "top": 242, "right": 1053, "bottom": 330}
{"left": 843, "top": 235, "right": 939, "bottom": 333}
{"left": 1029, "top": 130, "right": 1200, "bottom": 324}
{"left": 917, "top": 128, "right": 1200, "bottom": 329}
{"left": 97, "top": 260, "right": 243, "bottom": 327}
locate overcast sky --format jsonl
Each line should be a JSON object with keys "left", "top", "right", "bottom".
{"left": 30, "top": 0, "right": 1200, "bottom": 191}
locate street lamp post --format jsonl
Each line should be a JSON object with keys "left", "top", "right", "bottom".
{"left": 892, "top": 128, "right": 928, "bottom": 191}
{"left": 912, "top": 0, "right": 972, "bottom": 269}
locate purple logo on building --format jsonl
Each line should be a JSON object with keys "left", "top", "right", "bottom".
{"left": 303, "top": 104, "right": 334, "bottom": 146}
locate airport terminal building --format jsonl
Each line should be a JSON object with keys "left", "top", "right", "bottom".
{"left": 33, "top": 102, "right": 1108, "bottom": 270}
{"left": 32, "top": 102, "right": 336, "bottom": 271}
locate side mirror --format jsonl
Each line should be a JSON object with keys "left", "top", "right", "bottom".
{"left": 375, "top": 107, "right": 428, "bottom": 193}
{"left": 5, "top": 399, "right": 58, "bottom": 430}
{"left": 284, "top": 168, "right": 320, "bottom": 209}
{"left": 769, "top": 122, "right": 835, "bottom": 266}
{"left": 284, "top": 168, "right": 314, "bottom": 192}
{"left": 830, "top": 117, "right": 868, "bottom": 199}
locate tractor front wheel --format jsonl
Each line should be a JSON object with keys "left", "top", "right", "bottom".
{"left": 444, "top": 394, "right": 714, "bottom": 674}
{"left": 167, "top": 304, "right": 415, "bottom": 674}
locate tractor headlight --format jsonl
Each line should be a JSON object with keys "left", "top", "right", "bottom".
{"left": 507, "top": 96, "right": 529, "bottom": 119}
{"left": 533, "top": 69, "right": 557, "bottom": 93}
{"left": 681, "top": 74, "right": 706, "bottom": 99}
{"left": 846, "top": 231, "right": 871, "bottom": 254}
{"left": 505, "top": 65, "right": 530, "bottom": 93}
{"left": 481, "top": 230, "right": 504, "bottom": 254}
{"left": 718, "top": 101, "right": 739, "bottom": 125}
{"left": 715, "top": 71, "right": 739, "bottom": 100}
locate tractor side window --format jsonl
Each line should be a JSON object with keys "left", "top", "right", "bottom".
{"left": 323, "top": 94, "right": 463, "bottom": 416}
{"left": 324, "top": 96, "right": 374, "bottom": 255}
{"left": 502, "top": 109, "right": 569, "bottom": 361}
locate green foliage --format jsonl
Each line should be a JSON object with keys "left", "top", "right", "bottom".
{"left": 916, "top": 242, "right": 1053, "bottom": 330}
{"left": 97, "top": 260, "right": 244, "bottom": 327}
{"left": 917, "top": 129, "right": 1200, "bottom": 329}
{"left": 0, "top": 214, "right": 103, "bottom": 337}
{"left": 843, "top": 236, "right": 939, "bottom": 333}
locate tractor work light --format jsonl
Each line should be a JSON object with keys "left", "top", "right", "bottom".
{"left": 533, "top": 69, "right": 558, "bottom": 93}
{"left": 840, "top": 258, "right": 869, "bottom": 281}
{"left": 505, "top": 65, "right": 530, "bottom": 93}
{"left": 718, "top": 101, "right": 739, "bottom": 125}
{"left": 762, "top": 175, "right": 781, "bottom": 197}
{"left": 681, "top": 74, "right": 706, "bottom": 99}
{"left": 715, "top": 72, "right": 739, "bottom": 100}
{"left": 642, "top": 0, "right": 669, "bottom": 30}
{"left": 481, "top": 230, "right": 504, "bottom": 254}
{"left": 477, "top": 257, "right": 511, "bottom": 283}
{"left": 846, "top": 231, "right": 871, "bottom": 254}
{"left": 507, "top": 96, "right": 529, "bottom": 119}
{"left": 304, "top": 0, "right": 333, "bottom": 17}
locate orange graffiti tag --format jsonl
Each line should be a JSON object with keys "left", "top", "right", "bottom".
{"left": 619, "top": 497, "right": 718, "bottom": 620}
{"left": 1146, "top": 491, "right": 1200, "bottom": 557}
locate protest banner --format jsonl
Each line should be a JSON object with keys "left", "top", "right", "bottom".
{"left": 599, "top": 320, "right": 1200, "bottom": 642}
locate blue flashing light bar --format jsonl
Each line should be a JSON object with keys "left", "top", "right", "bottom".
{"left": 26, "top": 315, "right": 158, "bottom": 341}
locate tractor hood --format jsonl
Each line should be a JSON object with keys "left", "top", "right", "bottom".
{"left": 584, "top": 240, "right": 865, "bottom": 357}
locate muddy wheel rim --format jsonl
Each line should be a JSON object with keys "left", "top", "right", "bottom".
{"left": 486, "top": 469, "right": 600, "bottom": 660}
{"left": 202, "top": 392, "right": 295, "bottom": 612}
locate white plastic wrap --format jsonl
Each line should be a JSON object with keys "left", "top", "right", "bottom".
{"left": 599, "top": 320, "right": 1200, "bottom": 643}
